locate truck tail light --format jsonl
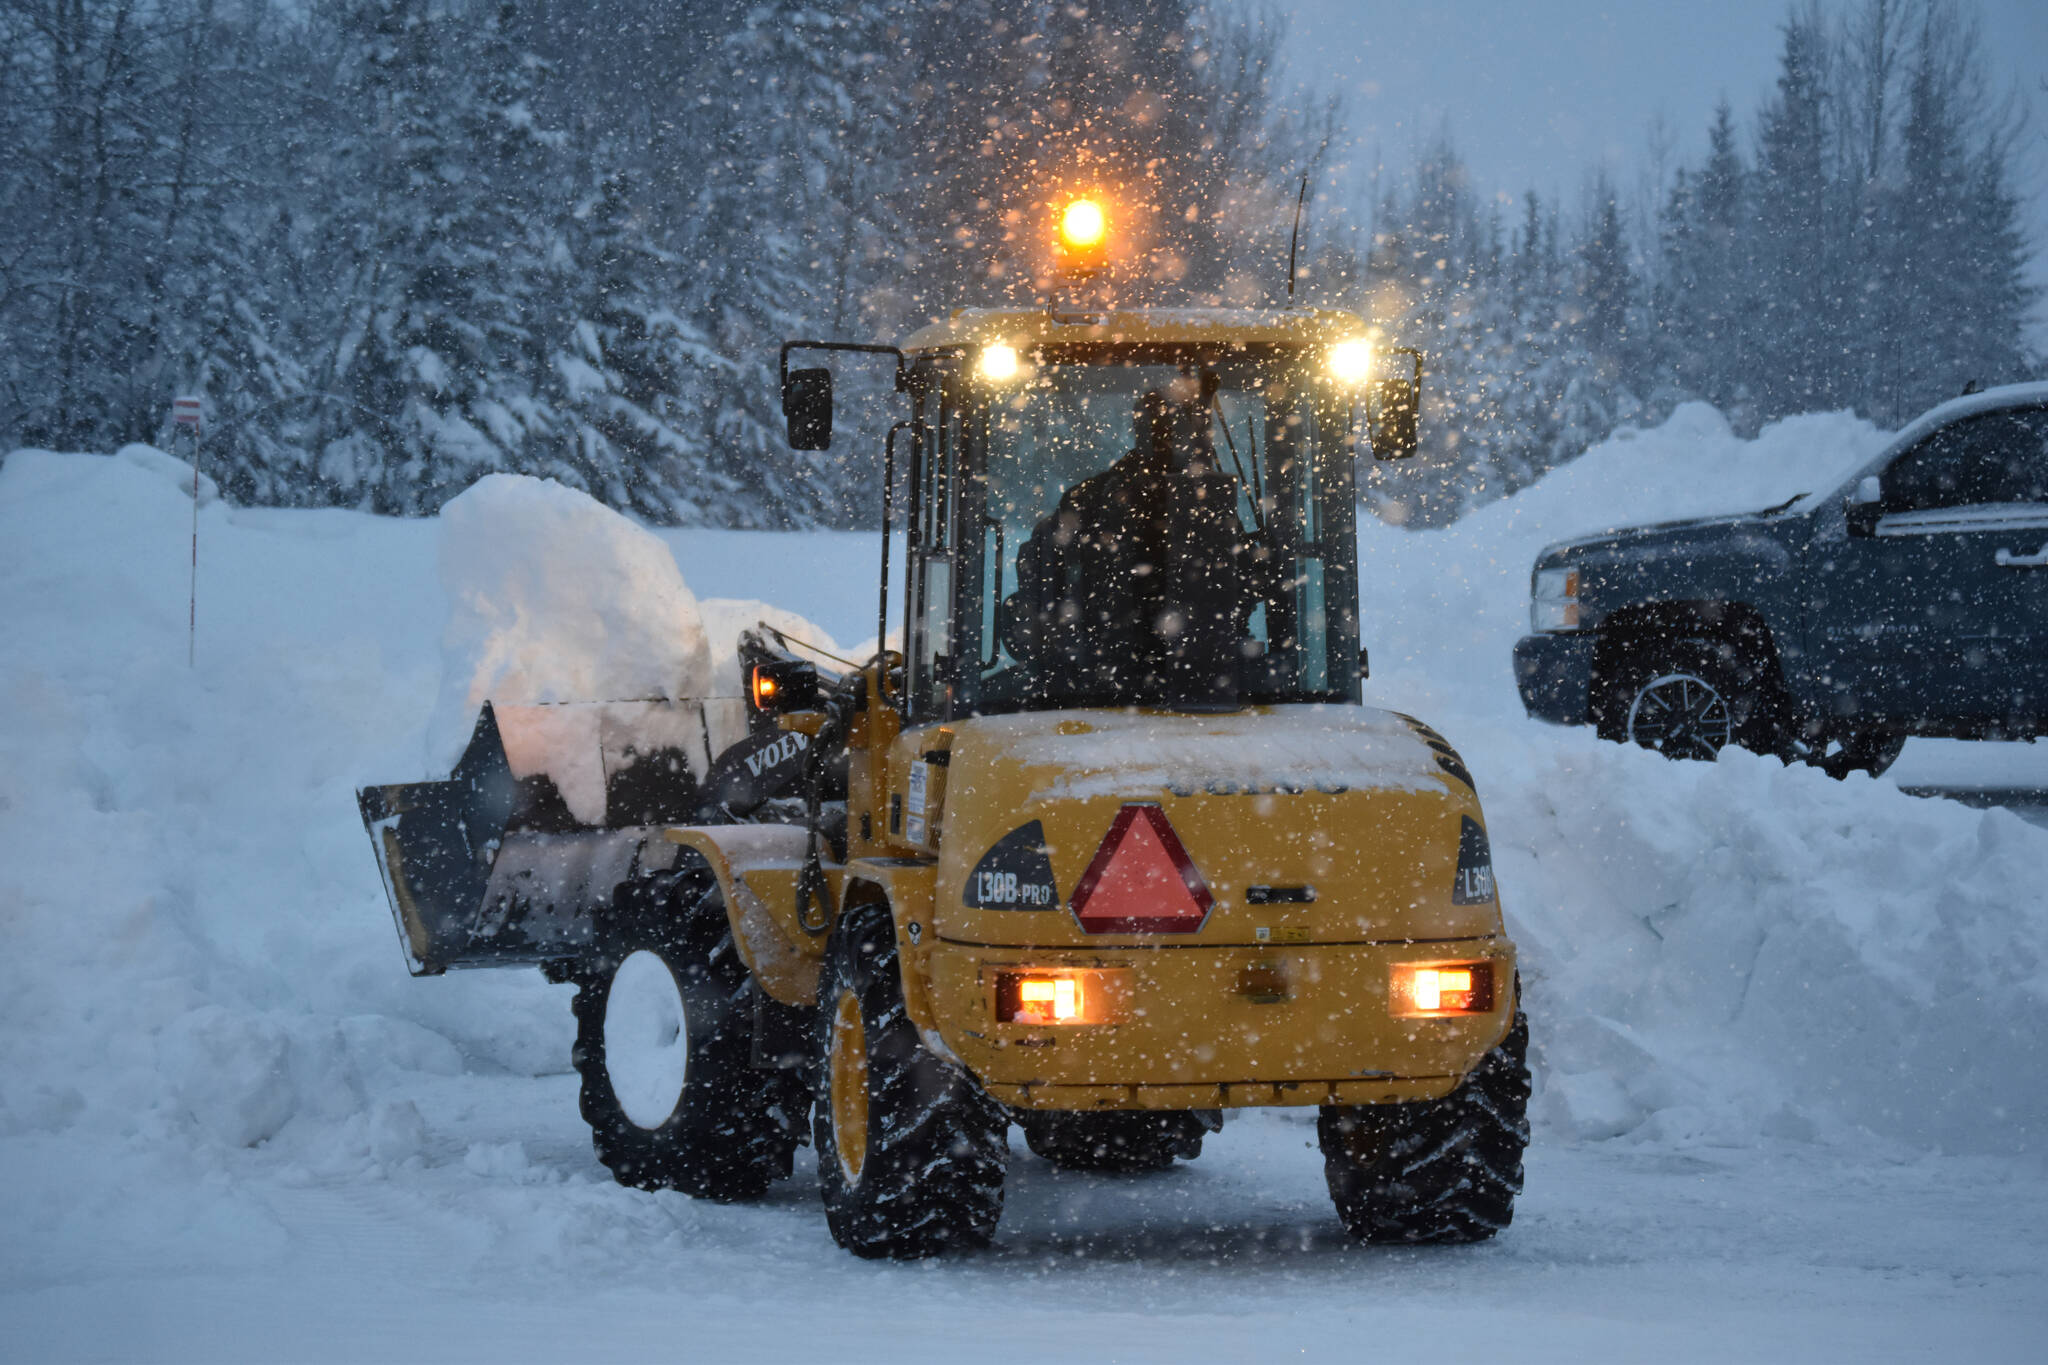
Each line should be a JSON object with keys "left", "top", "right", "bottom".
{"left": 992, "top": 968, "right": 1130, "bottom": 1026}
{"left": 1391, "top": 961, "right": 1495, "bottom": 1017}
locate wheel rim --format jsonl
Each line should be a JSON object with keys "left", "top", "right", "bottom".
{"left": 603, "top": 950, "right": 689, "bottom": 1130}
{"left": 829, "top": 989, "right": 870, "bottom": 1184}
{"left": 1626, "top": 671, "right": 1733, "bottom": 760}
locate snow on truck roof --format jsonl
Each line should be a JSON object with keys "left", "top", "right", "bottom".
{"left": 899, "top": 306, "right": 1367, "bottom": 353}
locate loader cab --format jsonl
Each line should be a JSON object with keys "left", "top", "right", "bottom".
{"left": 895, "top": 314, "right": 1374, "bottom": 723}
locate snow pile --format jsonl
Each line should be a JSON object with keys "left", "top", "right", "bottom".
{"left": 1492, "top": 734, "right": 2048, "bottom": 1151}
{"left": 1454, "top": 400, "right": 1890, "bottom": 548}
{"left": 0, "top": 450, "right": 556, "bottom": 1181}
{"left": 431, "top": 473, "right": 714, "bottom": 768}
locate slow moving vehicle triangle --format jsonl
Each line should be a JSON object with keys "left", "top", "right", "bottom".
{"left": 1069, "top": 803, "right": 1214, "bottom": 934}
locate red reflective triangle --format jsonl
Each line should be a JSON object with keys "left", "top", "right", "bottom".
{"left": 1069, "top": 804, "right": 1214, "bottom": 934}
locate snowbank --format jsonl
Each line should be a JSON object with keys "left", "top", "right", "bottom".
{"left": 1452, "top": 400, "right": 1890, "bottom": 549}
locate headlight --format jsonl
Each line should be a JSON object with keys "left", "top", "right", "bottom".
{"left": 977, "top": 343, "right": 1022, "bottom": 382}
{"left": 1531, "top": 566, "right": 1581, "bottom": 632}
{"left": 1326, "top": 339, "right": 1372, "bottom": 385}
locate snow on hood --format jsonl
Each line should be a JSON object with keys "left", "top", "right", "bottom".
{"left": 970, "top": 706, "right": 1448, "bottom": 803}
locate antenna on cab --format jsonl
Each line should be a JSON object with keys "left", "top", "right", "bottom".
{"left": 1287, "top": 174, "right": 1310, "bottom": 301}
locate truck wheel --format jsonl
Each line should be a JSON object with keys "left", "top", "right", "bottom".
{"left": 1019, "top": 1110, "right": 1215, "bottom": 1173}
{"left": 1601, "top": 638, "right": 1772, "bottom": 760}
{"left": 571, "top": 869, "right": 805, "bottom": 1202}
{"left": 1799, "top": 729, "right": 1906, "bottom": 780}
{"left": 814, "top": 904, "right": 1008, "bottom": 1259}
{"left": 1318, "top": 1011, "right": 1531, "bottom": 1245}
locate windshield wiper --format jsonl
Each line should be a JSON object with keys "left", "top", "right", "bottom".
{"left": 1208, "top": 393, "right": 1267, "bottom": 535}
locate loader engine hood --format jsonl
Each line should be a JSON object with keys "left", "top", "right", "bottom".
{"left": 931, "top": 705, "right": 1502, "bottom": 949}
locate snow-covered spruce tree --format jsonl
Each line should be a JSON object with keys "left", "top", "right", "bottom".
{"left": 1654, "top": 100, "right": 1756, "bottom": 426}
{"left": 1880, "top": 3, "right": 2033, "bottom": 418}
{"left": 310, "top": 0, "right": 560, "bottom": 514}
{"left": 0, "top": 0, "right": 183, "bottom": 450}
{"left": 1749, "top": 11, "right": 1839, "bottom": 419}
{"left": 548, "top": 168, "right": 734, "bottom": 524}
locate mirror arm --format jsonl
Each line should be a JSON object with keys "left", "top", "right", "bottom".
{"left": 780, "top": 340, "right": 908, "bottom": 392}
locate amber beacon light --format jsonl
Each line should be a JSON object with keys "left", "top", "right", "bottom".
{"left": 1056, "top": 198, "right": 1109, "bottom": 275}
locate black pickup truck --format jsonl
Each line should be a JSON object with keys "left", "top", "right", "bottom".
{"left": 1513, "top": 382, "right": 2048, "bottom": 776}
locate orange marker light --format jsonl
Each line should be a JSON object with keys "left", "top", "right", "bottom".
{"left": 1391, "top": 961, "right": 1495, "bottom": 1017}
{"left": 1060, "top": 198, "right": 1107, "bottom": 249}
{"left": 750, "top": 667, "right": 779, "bottom": 710}
{"left": 992, "top": 968, "right": 1130, "bottom": 1026}
{"left": 1017, "top": 977, "right": 1080, "bottom": 1022}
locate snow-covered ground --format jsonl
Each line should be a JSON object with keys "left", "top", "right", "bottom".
{"left": 3, "top": 408, "right": 2046, "bottom": 1361}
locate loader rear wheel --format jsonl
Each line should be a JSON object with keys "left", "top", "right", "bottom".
{"left": 571, "top": 869, "right": 805, "bottom": 1202}
{"left": 1019, "top": 1110, "right": 1216, "bottom": 1173}
{"left": 814, "top": 904, "right": 1008, "bottom": 1259}
{"left": 1318, "top": 1011, "right": 1531, "bottom": 1245}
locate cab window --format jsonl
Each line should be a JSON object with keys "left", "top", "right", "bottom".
{"left": 1886, "top": 408, "right": 2048, "bottom": 512}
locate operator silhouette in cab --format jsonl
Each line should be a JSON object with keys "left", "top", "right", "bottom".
{"left": 1005, "top": 382, "right": 1274, "bottom": 709}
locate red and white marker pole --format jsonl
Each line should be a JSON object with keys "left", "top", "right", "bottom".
{"left": 173, "top": 396, "right": 203, "bottom": 667}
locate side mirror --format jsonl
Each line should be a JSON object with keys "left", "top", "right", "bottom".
{"left": 1370, "top": 376, "right": 1419, "bottom": 459}
{"left": 783, "top": 367, "right": 833, "bottom": 450}
{"left": 1846, "top": 474, "right": 1883, "bottom": 538}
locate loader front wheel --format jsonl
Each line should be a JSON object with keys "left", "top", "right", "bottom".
{"left": 571, "top": 869, "right": 804, "bottom": 1202}
{"left": 1318, "top": 1011, "right": 1531, "bottom": 1244}
{"left": 814, "top": 904, "right": 1008, "bottom": 1259}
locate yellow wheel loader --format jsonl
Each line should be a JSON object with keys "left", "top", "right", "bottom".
{"left": 359, "top": 202, "right": 1529, "bottom": 1259}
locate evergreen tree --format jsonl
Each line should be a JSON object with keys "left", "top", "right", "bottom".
{"left": 1751, "top": 10, "right": 1837, "bottom": 415}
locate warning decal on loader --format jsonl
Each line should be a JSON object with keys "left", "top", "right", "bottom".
{"left": 1069, "top": 803, "right": 1213, "bottom": 934}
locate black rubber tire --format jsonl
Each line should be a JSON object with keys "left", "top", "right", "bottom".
{"left": 571, "top": 867, "right": 807, "bottom": 1202}
{"left": 814, "top": 904, "right": 1008, "bottom": 1259}
{"left": 1599, "top": 636, "right": 1776, "bottom": 760}
{"left": 1798, "top": 728, "right": 1906, "bottom": 780}
{"left": 1318, "top": 1011, "right": 1532, "bottom": 1245}
{"left": 1019, "top": 1111, "right": 1214, "bottom": 1173}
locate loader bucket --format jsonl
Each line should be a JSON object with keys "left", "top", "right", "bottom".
{"left": 357, "top": 700, "right": 725, "bottom": 974}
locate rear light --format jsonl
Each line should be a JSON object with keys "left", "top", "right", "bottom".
{"left": 992, "top": 968, "right": 1130, "bottom": 1026}
{"left": 1391, "top": 961, "right": 1495, "bottom": 1017}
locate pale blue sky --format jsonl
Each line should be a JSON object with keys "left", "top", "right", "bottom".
{"left": 1276, "top": 0, "right": 2048, "bottom": 340}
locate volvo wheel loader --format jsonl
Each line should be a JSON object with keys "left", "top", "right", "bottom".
{"left": 358, "top": 199, "right": 1530, "bottom": 1259}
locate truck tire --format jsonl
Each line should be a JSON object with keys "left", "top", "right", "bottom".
{"left": 1600, "top": 637, "right": 1774, "bottom": 761}
{"left": 814, "top": 904, "right": 1008, "bottom": 1259}
{"left": 1792, "top": 727, "right": 1906, "bottom": 780}
{"left": 1019, "top": 1110, "right": 1215, "bottom": 1173}
{"left": 571, "top": 868, "right": 805, "bottom": 1202}
{"left": 1318, "top": 1011, "right": 1531, "bottom": 1244}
